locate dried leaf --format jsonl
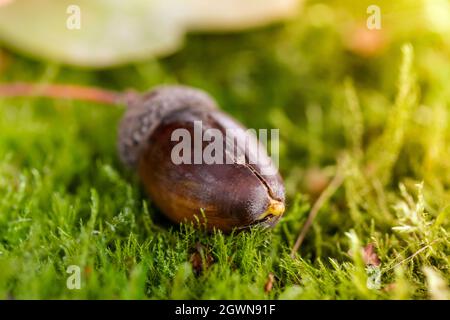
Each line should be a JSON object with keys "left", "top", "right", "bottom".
{"left": 189, "top": 242, "right": 213, "bottom": 275}
{"left": 264, "top": 273, "right": 275, "bottom": 293}
{"left": 362, "top": 243, "right": 381, "bottom": 267}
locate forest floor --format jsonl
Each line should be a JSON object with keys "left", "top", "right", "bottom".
{"left": 0, "top": 1, "right": 448, "bottom": 299}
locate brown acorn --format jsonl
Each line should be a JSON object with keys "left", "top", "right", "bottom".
{"left": 118, "top": 86, "right": 285, "bottom": 231}
{"left": 0, "top": 82, "right": 285, "bottom": 231}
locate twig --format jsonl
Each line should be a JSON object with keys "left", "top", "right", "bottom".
{"left": 384, "top": 239, "right": 438, "bottom": 272}
{"left": 290, "top": 168, "right": 345, "bottom": 258}
{"left": 0, "top": 82, "right": 133, "bottom": 105}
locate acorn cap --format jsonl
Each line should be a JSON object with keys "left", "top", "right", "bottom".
{"left": 118, "top": 85, "right": 218, "bottom": 167}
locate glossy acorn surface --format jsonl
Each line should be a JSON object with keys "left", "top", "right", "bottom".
{"left": 118, "top": 86, "right": 285, "bottom": 231}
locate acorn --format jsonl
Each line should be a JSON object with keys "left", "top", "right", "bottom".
{"left": 118, "top": 86, "right": 285, "bottom": 231}
{"left": 0, "top": 83, "right": 285, "bottom": 231}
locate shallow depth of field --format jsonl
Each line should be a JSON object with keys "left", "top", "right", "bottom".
{"left": 0, "top": 0, "right": 449, "bottom": 299}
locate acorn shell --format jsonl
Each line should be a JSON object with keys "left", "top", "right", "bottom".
{"left": 118, "top": 86, "right": 285, "bottom": 231}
